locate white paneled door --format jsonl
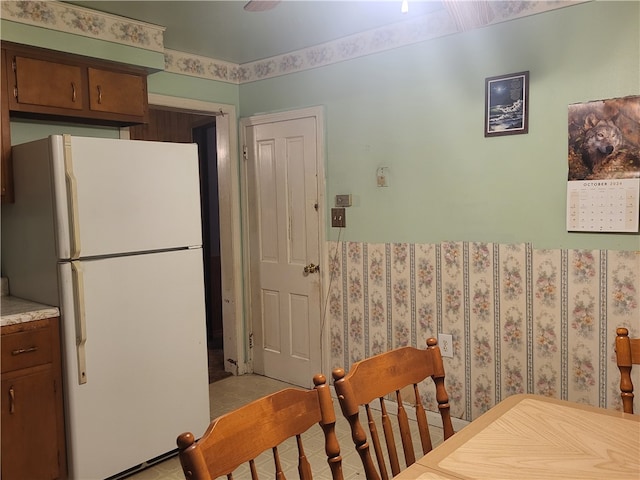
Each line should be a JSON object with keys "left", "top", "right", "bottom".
{"left": 244, "top": 113, "right": 322, "bottom": 388}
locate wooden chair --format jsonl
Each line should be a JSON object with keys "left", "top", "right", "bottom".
{"left": 615, "top": 327, "right": 640, "bottom": 414}
{"left": 177, "top": 374, "right": 344, "bottom": 480}
{"left": 332, "top": 338, "right": 454, "bottom": 480}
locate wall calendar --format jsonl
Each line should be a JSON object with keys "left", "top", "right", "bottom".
{"left": 567, "top": 179, "right": 639, "bottom": 232}
{"left": 566, "top": 95, "right": 640, "bottom": 233}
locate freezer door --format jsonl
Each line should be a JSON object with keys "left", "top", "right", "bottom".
{"left": 59, "top": 248, "right": 210, "bottom": 480}
{"left": 50, "top": 135, "right": 203, "bottom": 259}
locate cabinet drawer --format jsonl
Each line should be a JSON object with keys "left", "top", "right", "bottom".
{"left": 13, "top": 56, "right": 84, "bottom": 110}
{"left": 1, "top": 327, "right": 53, "bottom": 373}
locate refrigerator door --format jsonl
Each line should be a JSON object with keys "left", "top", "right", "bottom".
{"left": 49, "top": 134, "right": 203, "bottom": 259}
{"left": 59, "top": 248, "right": 210, "bottom": 480}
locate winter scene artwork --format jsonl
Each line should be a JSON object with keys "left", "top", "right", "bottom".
{"left": 485, "top": 71, "right": 529, "bottom": 137}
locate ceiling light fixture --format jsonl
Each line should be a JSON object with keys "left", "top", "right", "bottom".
{"left": 401, "top": 0, "right": 409, "bottom": 13}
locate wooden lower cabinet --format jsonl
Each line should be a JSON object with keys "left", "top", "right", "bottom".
{"left": 1, "top": 318, "right": 67, "bottom": 480}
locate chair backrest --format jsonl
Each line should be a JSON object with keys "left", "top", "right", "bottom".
{"left": 332, "top": 338, "right": 454, "bottom": 480}
{"left": 177, "top": 374, "right": 344, "bottom": 480}
{"left": 615, "top": 327, "right": 640, "bottom": 414}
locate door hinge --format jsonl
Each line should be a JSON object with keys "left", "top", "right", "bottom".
{"left": 249, "top": 332, "right": 254, "bottom": 348}
{"left": 242, "top": 145, "right": 248, "bottom": 160}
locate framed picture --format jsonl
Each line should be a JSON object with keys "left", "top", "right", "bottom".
{"left": 485, "top": 71, "right": 529, "bottom": 137}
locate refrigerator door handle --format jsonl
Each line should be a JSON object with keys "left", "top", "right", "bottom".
{"left": 63, "top": 134, "right": 82, "bottom": 259}
{"left": 71, "top": 261, "right": 88, "bottom": 384}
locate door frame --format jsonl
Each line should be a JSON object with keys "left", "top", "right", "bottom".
{"left": 130, "top": 93, "right": 247, "bottom": 375}
{"left": 240, "top": 106, "right": 330, "bottom": 378}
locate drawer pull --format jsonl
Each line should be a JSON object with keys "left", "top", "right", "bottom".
{"left": 71, "top": 81, "right": 77, "bottom": 102}
{"left": 9, "top": 386, "right": 15, "bottom": 414}
{"left": 97, "top": 85, "right": 102, "bottom": 104}
{"left": 11, "top": 346, "right": 38, "bottom": 356}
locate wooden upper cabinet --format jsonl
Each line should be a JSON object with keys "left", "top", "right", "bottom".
{"left": 14, "top": 56, "right": 84, "bottom": 111}
{"left": 4, "top": 42, "right": 148, "bottom": 125}
{"left": 88, "top": 67, "right": 146, "bottom": 117}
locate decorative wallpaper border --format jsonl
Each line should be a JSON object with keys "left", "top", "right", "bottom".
{"left": 2, "top": 0, "right": 586, "bottom": 84}
{"left": 1, "top": 0, "right": 165, "bottom": 53}
{"left": 164, "top": 49, "right": 242, "bottom": 84}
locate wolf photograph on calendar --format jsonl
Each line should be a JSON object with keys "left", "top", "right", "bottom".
{"left": 568, "top": 95, "right": 640, "bottom": 180}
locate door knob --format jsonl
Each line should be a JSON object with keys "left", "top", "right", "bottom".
{"left": 303, "top": 263, "right": 320, "bottom": 275}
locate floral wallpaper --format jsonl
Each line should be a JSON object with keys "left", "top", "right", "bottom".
{"left": 327, "top": 241, "right": 639, "bottom": 421}
{"left": 2, "top": 0, "right": 585, "bottom": 85}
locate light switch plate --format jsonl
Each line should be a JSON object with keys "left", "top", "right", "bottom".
{"left": 331, "top": 208, "right": 346, "bottom": 227}
{"left": 438, "top": 333, "right": 453, "bottom": 358}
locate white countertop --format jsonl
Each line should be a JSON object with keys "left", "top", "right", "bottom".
{"left": 1, "top": 295, "right": 60, "bottom": 327}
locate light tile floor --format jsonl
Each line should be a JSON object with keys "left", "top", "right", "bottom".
{"left": 123, "top": 374, "right": 444, "bottom": 480}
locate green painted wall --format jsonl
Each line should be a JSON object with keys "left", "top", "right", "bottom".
{"left": 10, "top": 118, "right": 120, "bottom": 145}
{"left": 239, "top": 1, "right": 640, "bottom": 251}
{"left": 3, "top": 2, "right": 639, "bottom": 251}
{"left": 147, "top": 71, "right": 240, "bottom": 107}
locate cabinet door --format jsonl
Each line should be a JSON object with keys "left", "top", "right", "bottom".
{"left": 1, "top": 367, "right": 61, "bottom": 480}
{"left": 13, "top": 56, "right": 84, "bottom": 110}
{"left": 88, "top": 67, "right": 146, "bottom": 117}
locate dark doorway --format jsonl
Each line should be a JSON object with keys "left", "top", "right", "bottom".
{"left": 192, "top": 122, "right": 223, "bottom": 349}
{"left": 129, "top": 108, "right": 228, "bottom": 382}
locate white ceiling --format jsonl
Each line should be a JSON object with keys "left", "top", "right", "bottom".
{"left": 66, "top": 1, "right": 445, "bottom": 64}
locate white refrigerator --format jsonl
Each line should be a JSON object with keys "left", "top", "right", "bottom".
{"left": 1, "top": 135, "right": 211, "bottom": 479}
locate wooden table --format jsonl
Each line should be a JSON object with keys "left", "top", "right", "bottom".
{"left": 399, "top": 394, "right": 640, "bottom": 480}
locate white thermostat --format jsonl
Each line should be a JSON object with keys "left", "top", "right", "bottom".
{"left": 335, "top": 194, "right": 352, "bottom": 207}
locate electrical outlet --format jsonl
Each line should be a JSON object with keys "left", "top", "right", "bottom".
{"left": 438, "top": 333, "right": 453, "bottom": 358}
{"left": 331, "top": 208, "right": 346, "bottom": 227}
